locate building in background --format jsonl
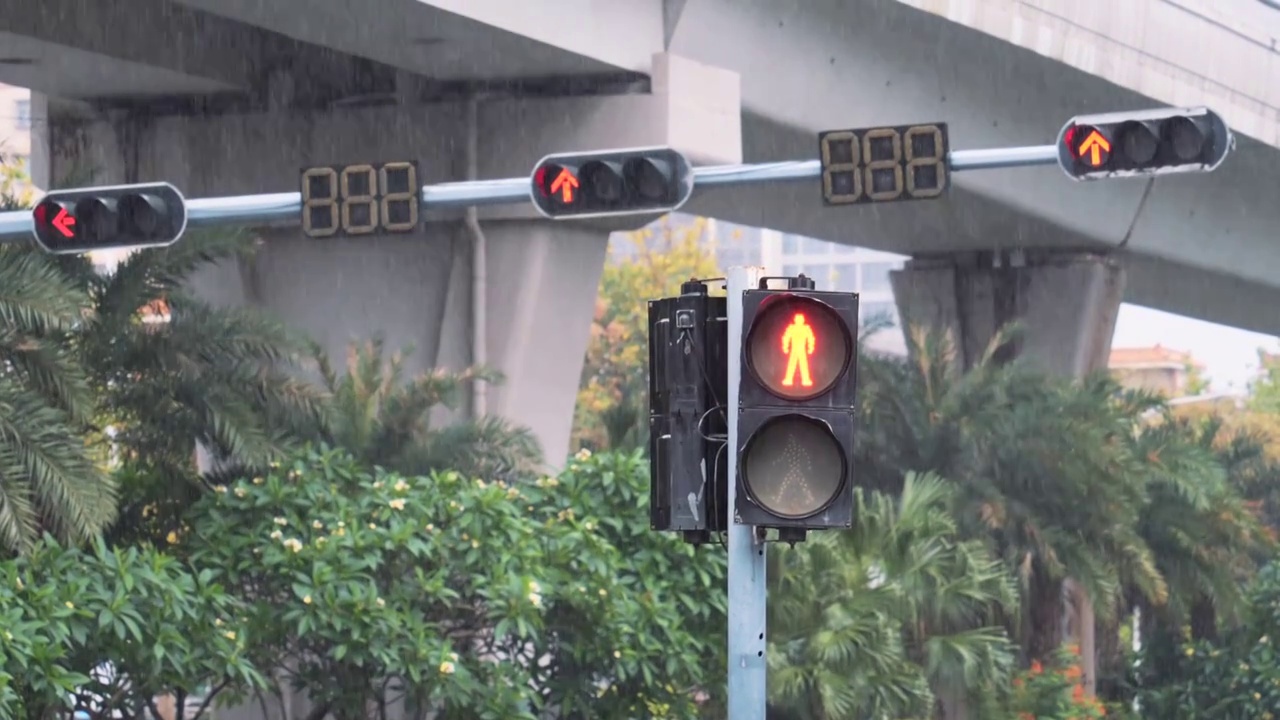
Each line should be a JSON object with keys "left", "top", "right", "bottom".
{"left": 0, "top": 83, "right": 31, "bottom": 163}
{"left": 1109, "top": 345, "right": 1206, "bottom": 397}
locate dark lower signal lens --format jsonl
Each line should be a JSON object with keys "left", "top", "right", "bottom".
{"left": 74, "top": 197, "right": 119, "bottom": 244}
{"left": 743, "top": 415, "right": 846, "bottom": 519}
{"left": 623, "top": 157, "right": 673, "bottom": 202}
{"left": 1118, "top": 121, "right": 1158, "bottom": 165}
{"left": 580, "top": 161, "right": 624, "bottom": 203}
{"left": 120, "top": 193, "right": 167, "bottom": 239}
{"left": 1164, "top": 116, "right": 1207, "bottom": 162}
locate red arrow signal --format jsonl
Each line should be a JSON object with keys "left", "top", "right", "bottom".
{"left": 52, "top": 208, "right": 76, "bottom": 238}
{"left": 550, "top": 168, "right": 579, "bottom": 203}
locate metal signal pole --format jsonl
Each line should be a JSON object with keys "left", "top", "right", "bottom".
{"left": 725, "top": 265, "right": 768, "bottom": 719}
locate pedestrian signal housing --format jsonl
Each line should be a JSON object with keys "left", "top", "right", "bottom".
{"left": 529, "top": 147, "right": 694, "bottom": 220}
{"left": 648, "top": 279, "right": 729, "bottom": 543}
{"left": 31, "top": 182, "right": 187, "bottom": 255}
{"left": 736, "top": 274, "right": 858, "bottom": 538}
{"left": 1056, "top": 107, "right": 1233, "bottom": 181}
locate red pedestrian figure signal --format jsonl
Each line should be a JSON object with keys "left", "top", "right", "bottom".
{"left": 781, "top": 313, "right": 816, "bottom": 388}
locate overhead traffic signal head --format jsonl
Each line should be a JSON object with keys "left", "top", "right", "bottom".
{"left": 530, "top": 147, "right": 694, "bottom": 219}
{"left": 736, "top": 274, "right": 859, "bottom": 538}
{"left": 31, "top": 182, "right": 187, "bottom": 255}
{"left": 1056, "top": 107, "right": 1233, "bottom": 181}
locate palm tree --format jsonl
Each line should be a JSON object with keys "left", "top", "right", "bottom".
{"left": 856, "top": 325, "right": 1163, "bottom": 665}
{"left": 0, "top": 245, "right": 114, "bottom": 554}
{"left": 768, "top": 473, "right": 1019, "bottom": 720}
{"left": 315, "top": 337, "right": 542, "bottom": 482}
{"left": 79, "top": 232, "right": 330, "bottom": 545}
{"left": 0, "top": 157, "right": 113, "bottom": 554}
{"left": 2, "top": 156, "right": 328, "bottom": 550}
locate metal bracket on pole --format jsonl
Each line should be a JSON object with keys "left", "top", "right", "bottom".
{"left": 725, "top": 265, "right": 768, "bottom": 720}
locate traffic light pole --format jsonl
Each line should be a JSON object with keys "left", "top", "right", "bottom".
{"left": 725, "top": 265, "right": 769, "bottom": 720}
{"left": 0, "top": 144, "right": 1059, "bottom": 241}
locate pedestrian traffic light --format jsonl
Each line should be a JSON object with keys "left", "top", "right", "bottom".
{"left": 30, "top": 182, "right": 188, "bottom": 255}
{"left": 649, "top": 279, "right": 729, "bottom": 544}
{"left": 736, "top": 274, "right": 857, "bottom": 539}
{"left": 530, "top": 147, "right": 694, "bottom": 220}
{"left": 1056, "top": 106, "right": 1233, "bottom": 181}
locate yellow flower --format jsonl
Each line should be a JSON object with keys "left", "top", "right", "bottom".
{"left": 449, "top": 652, "right": 458, "bottom": 662}
{"left": 234, "top": 487, "right": 247, "bottom": 498}
{"left": 598, "top": 588, "right": 608, "bottom": 597}
{"left": 283, "top": 538, "right": 303, "bottom": 553}
{"left": 223, "top": 631, "right": 236, "bottom": 641}
{"left": 376, "top": 597, "right": 386, "bottom": 608}
{"left": 1185, "top": 647, "right": 1195, "bottom": 657}
{"left": 476, "top": 479, "right": 487, "bottom": 488}
{"left": 528, "top": 592, "right": 543, "bottom": 608}
{"left": 214, "top": 618, "right": 223, "bottom": 627}
{"left": 388, "top": 498, "right": 406, "bottom": 511}
{"left": 312, "top": 520, "right": 324, "bottom": 529}
{"left": 373, "top": 480, "right": 385, "bottom": 489}
{"left": 439, "top": 661, "right": 456, "bottom": 675}
{"left": 273, "top": 517, "right": 288, "bottom": 526}
{"left": 165, "top": 531, "right": 179, "bottom": 545}
{"left": 471, "top": 540, "right": 479, "bottom": 548}
{"left": 64, "top": 601, "right": 74, "bottom": 609}
{"left": 252, "top": 476, "right": 264, "bottom": 485}
{"left": 334, "top": 527, "right": 346, "bottom": 537}
{"left": 214, "top": 485, "right": 227, "bottom": 494}
{"left": 425, "top": 524, "right": 435, "bottom": 532}
{"left": 270, "top": 529, "right": 283, "bottom": 540}
{"left": 368, "top": 523, "right": 377, "bottom": 530}
{"left": 613, "top": 650, "right": 621, "bottom": 659}
{"left": 575, "top": 448, "right": 592, "bottom": 461}
{"left": 302, "top": 595, "right": 312, "bottom": 605}
{"left": 393, "top": 479, "right": 409, "bottom": 493}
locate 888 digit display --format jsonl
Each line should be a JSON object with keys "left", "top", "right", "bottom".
{"left": 300, "top": 161, "right": 420, "bottom": 237}
{"left": 818, "top": 124, "right": 950, "bottom": 206}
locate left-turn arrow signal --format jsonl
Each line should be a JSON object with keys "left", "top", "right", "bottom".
{"left": 52, "top": 208, "right": 76, "bottom": 238}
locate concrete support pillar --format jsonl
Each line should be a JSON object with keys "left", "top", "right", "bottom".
{"left": 891, "top": 250, "right": 1126, "bottom": 701}
{"left": 183, "top": 217, "right": 607, "bottom": 468}
{"left": 890, "top": 251, "right": 1124, "bottom": 378}
{"left": 460, "top": 221, "right": 608, "bottom": 465}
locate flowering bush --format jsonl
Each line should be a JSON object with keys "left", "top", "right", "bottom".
{"left": 0, "top": 538, "right": 259, "bottom": 720}
{"left": 182, "top": 445, "right": 724, "bottom": 719}
{"left": 1131, "top": 564, "right": 1280, "bottom": 719}
{"left": 1004, "top": 646, "right": 1109, "bottom": 720}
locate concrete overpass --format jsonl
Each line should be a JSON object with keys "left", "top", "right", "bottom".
{"left": 2, "top": 0, "right": 1278, "bottom": 466}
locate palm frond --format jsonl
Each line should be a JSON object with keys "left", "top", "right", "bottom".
{"left": 0, "top": 375, "right": 114, "bottom": 554}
